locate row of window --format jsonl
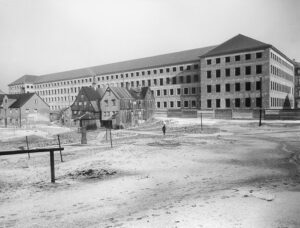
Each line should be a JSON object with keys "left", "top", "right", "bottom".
{"left": 156, "top": 100, "right": 197, "bottom": 108}
{"left": 156, "top": 87, "right": 199, "bottom": 96}
{"left": 206, "top": 52, "right": 263, "bottom": 65}
{"left": 270, "top": 65, "right": 294, "bottom": 82}
{"left": 207, "top": 98, "right": 262, "bottom": 108}
{"left": 270, "top": 97, "right": 286, "bottom": 107}
{"left": 207, "top": 81, "right": 261, "bottom": 93}
{"left": 206, "top": 65, "right": 262, "bottom": 78}
{"left": 270, "top": 52, "right": 293, "bottom": 71}
{"left": 270, "top": 81, "right": 291, "bottom": 93}
{"left": 43, "top": 96, "right": 75, "bottom": 103}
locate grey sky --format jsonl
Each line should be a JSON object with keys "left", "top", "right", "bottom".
{"left": 0, "top": 0, "right": 299, "bottom": 93}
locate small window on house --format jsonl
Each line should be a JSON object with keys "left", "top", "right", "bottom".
{"left": 194, "top": 74, "right": 199, "bottom": 82}
{"left": 207, "top": 71, "right": 211, "bottom": 79}
{"left": 184, "top": 88, "right": 189, "bottom": 95}
{"left": 184, "top": 100, "right": 189, "bottom": 108}
{"left": 160, "top": 69, "right": 163, "bottom": 73}
{"left": 177, "top": 101, "right": 181, "bottom": 108}
{"left": 256, "top": 97, "right": 262, "bottom": 107}
{"left": 170, "top": 101, "right": 174, "bottom": 108}
{"left": 225, "top": 99, "right": 230, "bottom": 108}
{"left": 245, "top": 98, "right": 251, "bottom": 107}
{"left": 216, "top": 58, "right": 220, "bottom": 64}
{"left": 216, "top": 69, "right": 221, "bottom": 78}
{"left": 163, "top": 89, "right": 167, "bottom": 95}
{"left": 225, "top": 83, "right": 230, "bottom": 92}
{"left": 207, "top": 85, "right": 212, "bottom": 93}
{"left": 235, "top": 98, "right": 240, "bottom": 107}
{"left": 186, "top": 75, "right": 191, "bottom": 83}
{"left": 235, "top": 55, "right": 240, "bottom": 61}
{"left": 173, "top": 67, "right": 177, "bottom": 72}
{"left": 216, "top": 84, "right": 221, "bottom": 92}
{"left": 245, "top": 54, "right": 251, "bottom": 60}
{"left": 112, "top": 99, "right": 116, "bottom": 106}
{"left": 235, "top": 83, "right": 240, "bottom": 91}
{"left": 226, "top": 68, "right": 230, "bottom": 77}
{"left": 157, "top": 102, "right": 160, "bottom": 108}
{"left": 256, "top": 81, "right": 261, "bottom": 90}
{"left": 157, "top": 90, "right": 161, "bottom": 96}
{"left": 180, "top": 66, "right": 184, "bottom": 71}
{"left": 235, "top": 67, "right": 240, "bottom": 76}
{"left": 245, "top": 82, "right": 251, "bottom": 91}
{"left": 194, "top": 64, "right": 199, "bottom": 69}
{"left": 191, "top": 87, "right": 196, "bottom": 94}
{"left": 160, "top": 78, "right": 163, "bottom": 86}
{"left": 207, "top": 99, "right": 212, "bottom": 108}
{"left": 179, "top": 76, "right": 184, "bottom": 83}
{"left": 186, "top": 65, "right": 191, "bottom": 70}
{"left": 256, "top": 65, "right": 262, "bottom": 74}
{"left": 166, "top": 68, "right": 170, "bottom": 73}
{"left": 170, "top": 89, "right": 174, "bottom": 95}
{"left": 256, "top": 52, "right": 262, "bottom": 58}
{"left": 164, "top": 102, "right": 167, "bottom": 108}
{"left": 136, "top": 72, "right": 139, "bottom": 76}
{"left": 225, "top": 56, "right": 230, "bottom": 63}
{"left": 245, "top": 66, "right": 251, "bottom": 75}
{"left": 191, "top": 100, "right": 196, "bottom": 107}
{"left": 216, "top": 99, "right": 220, "bottom": 108}
{"left": 207, "top": 59, "right": 211, "bottom": 65}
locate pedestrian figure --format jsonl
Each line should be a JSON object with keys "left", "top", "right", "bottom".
{"left": 162, "top": 123, "right": 166, "bottom": 135}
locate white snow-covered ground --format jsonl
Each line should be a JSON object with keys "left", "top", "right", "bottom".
{"left": 0, "top": 118, "right": 300, "bottom": 228}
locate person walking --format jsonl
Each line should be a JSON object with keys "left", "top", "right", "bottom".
{"left": 162, "top": 122, "right": 166, "bottom": 135}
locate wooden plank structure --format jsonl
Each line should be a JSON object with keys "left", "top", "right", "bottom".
{"left": 0, "top": 147, "right": 64, "bottom": 183}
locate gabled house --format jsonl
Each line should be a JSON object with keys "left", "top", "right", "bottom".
{"left": 100, "top": 86, "right": 155, "bottom": 128}
{"left": 0, "top": 93, "right": 50, "bottom": 127}
{"left": 70, "top": 86, "right": 105, "bottom": 129}
{"left": 129, "top": 87, "right": 155, "bottom": 124}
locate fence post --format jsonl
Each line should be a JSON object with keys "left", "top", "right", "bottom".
{"left": 50, "top": 150, "right": 55, "bottom": 183}
{"left": 57, "top": 135, "right": 63, "bottom": 162}
{"left": 110, "top": 127, "right": 113, "bottom": 148}
{"left": 26, "top": 136, "right": 30, "bottom": 159}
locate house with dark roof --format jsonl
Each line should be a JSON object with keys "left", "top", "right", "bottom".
{"left": 100, "top": 86, "right": 154, "bottom": 128}
{"left": 0, "top": 93, "right": 50, "bottom": 127}
{"left": 70, "top": 86, "right": 105, "bottom": 129}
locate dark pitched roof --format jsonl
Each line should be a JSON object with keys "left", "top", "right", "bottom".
{"left": 129, "top": 87, "right": 151, "bottom": 100}
{"left": 81, "top": 87, "right": 104, "bottom": 101}
{"left": 9, "top": 75, "right": 39, "bottom": 86}
{"left": 201, "top": 34, "right": 271, "bottom": 58}
{"left": 109, "top": 87, "right": 133, "bottom": 99}
{"left": 8, "top": 93, "right": 35, "bottom": 108}
{"left": 11, "top": 46, "right": 216, "bottom": 85}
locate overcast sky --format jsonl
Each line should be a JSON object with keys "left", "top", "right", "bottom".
{"left": 0, "top": 0, "right": 299, "bottom": 93}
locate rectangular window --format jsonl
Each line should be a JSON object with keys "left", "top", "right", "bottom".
{"left": 256, "top": 52, "right": 262, "bottom": 58}
{"left": 172, "top": 77, "right": 177, "bottom": 84}
{"left": 184, "top": 101, "right": 189, "bottom": 108}
{"left": 256, "top": 65, "right": 262, "bottom": 74}
{"left": 245, "top": 82, "right": 251, "bottom": 91}
{"left": 216, "top": 58, "right": 220, "bottom": 64}
{"left": 216, "top": 84, "right": 221, "bottom": 92}
{"left": 245, "top": 54, "right": 251, "bottom": 60}
{"left": 207, "top": 85, "right": 212, "bottom": 93}
{"left": 225, "top": 99, "right": 230, "bottom": 108}
{"left": 179, "top": 76, "right": 184, "bottom": 83}
{"left": 216, "top": 69, "right": 221, "bottom": 78}
{"left": 245, "top": 98, "right": 251, "bottom": 107}
{"left": 164, "top": 102, "right": 167, "bottom": 108}
{"left": 225, "top": 56, "right": 230, "bottom": 63}
{"left": 154, "top": 70, "right": 157, "bottom": 74}
{"left": 191, "top": 87, "right": 196, "bottom": 94}
{"left": 207, "top": 71, "right": 212, "bottom": 79}
{"left": 160, "top": 78, "right": 163, "bottom": 86}
{"left": 225, "top": 83, "right": 230, "bottom": 92}
{"left": 157, "top": 90, "right": 160, "bottom": 96}
{"left": 184, "top": 88, "right": 189, "bottom": 95}
{"left": 186, "top": 75, "right": 191, "bottom": 83}
{"left": 256, "top": 97, "right": 262, "bottom": 107}
{"left": 235, "top": 83, "right": 240, "bottom": 91}
{"left": 235, "top": 55, "right": 240, "bottom": 61}
{"left": 163, "top": 89, "right": 167, "bottom": 95}
{"left": 235, "top": 67, "right": 240, "bottom": 76}
{"left": 177, "top": 88, "right": 181, "bottom": 95}
{"left": 216, "top": 99, "right": 220, "bottom": 108}
{"left": 256, "top": 81, "right": 261, "bottom": 90}
{"left": 245, "top": 66, "right": 251, "bottom": 75}
{"left": 194, "top": 74, "right": 199, "bottom": 82}
{"left": 225, "top": 68, "right": 230, "bottom": 77}
{"left": 180, "top": 66, "right": 184, "bottom": 71}
{"left": 157, "top": 102, "right": 160, "bottom": 108}
{"left": 194, "top": 64, "right": 199, "bottom": 69}
{"left": 170, "top": 101, "right": 174, "bottom": 108}
{"left": 191, "top": 100, "right": 196, "bottom": 107}
{"left": 170, "top": 89, "right": 174, "bottom": 95}
{"left": 177, "top": 101, "right": 181, "bottom": 108}
{"left": 207, "top": 59, "right": 211, "bottom": 65}
{"left": 166, "top": 68, "right": 170, "bottom": 73}
{"left": 186, "top": 65, "right": 191, "bottom": 70}
{"left": 207, "top": 99, "right": 212, "bottom": 108}
{"left": 173, "top": 67, "right": 177, "bottom": 72}
{"left": 160, "top": 69, "right": 163, "bottom": 73}
{"left": 235, "top": 98, "right": 240, "bottom": 107}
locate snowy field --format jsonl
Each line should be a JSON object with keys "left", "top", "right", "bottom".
{"left": 0, "top": 118, "right": 300, "bottom": 228}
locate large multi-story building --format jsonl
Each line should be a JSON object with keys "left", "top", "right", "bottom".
{"left": 294, "top": 62, "right": 300, "bottom": 108}
{"left": 8, "top": 34, "right": 296, "bottom": 112}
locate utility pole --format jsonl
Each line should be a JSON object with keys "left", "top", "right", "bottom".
{"left": 259, "top": 77, "right": 262, "bottom": 127}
